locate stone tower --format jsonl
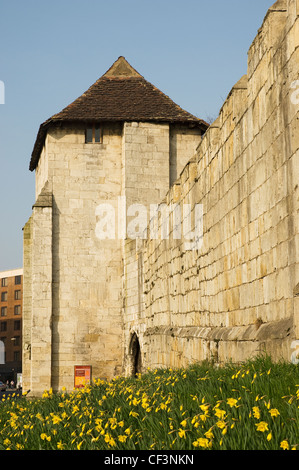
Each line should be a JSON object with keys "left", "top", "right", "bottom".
{"left": 23, "top": 56, "right": 208, "bottom": 395}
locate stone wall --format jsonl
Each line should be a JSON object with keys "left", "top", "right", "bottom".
{"left": 124, "top": 0, "right": 299, "bottom": 371}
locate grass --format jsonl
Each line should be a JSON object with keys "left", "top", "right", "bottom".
{"left": 0, "top": 355, "right": 298, "bottom": 450}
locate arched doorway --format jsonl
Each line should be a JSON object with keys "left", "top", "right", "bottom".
{"left": 129, "top": 333, "right": 142, "bottom": 376}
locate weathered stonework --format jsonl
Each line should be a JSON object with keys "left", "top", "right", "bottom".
{"left": 23, "top": 0, "right": 298, "bottom": 396}
{"left": 124, "top": 0, "right": 299, "bottom": 373}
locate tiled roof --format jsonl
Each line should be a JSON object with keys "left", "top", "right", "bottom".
{"left": 29, "top": 57, "right": 208, "bottom": 171}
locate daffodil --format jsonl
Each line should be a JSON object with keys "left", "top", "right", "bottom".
{"left": 216, "top": 420, "right": 226, "bottom": 429}
{"left": 194, "top": 437, "right": 210, "bottom": 448}
{"left": 205, "top": 429, "right": 214, "bottom": 439}
{"left": 227, "top": 398, "right": 238, "bottom": 408}
{"left": 255, "top": 421, "right": 269, "bottom": 432}
{"left": 215, "top": 408, "right": 226, "bottom": 419}
{"left": 52, "top": 415, "right": 62, "bottom": 425}
{"left": 269, "top": 408, "right": 280, "bottom": 417}
{"left": 280, "top": 440, "right": 289, "bottom": 450}
{"left": 252, "top": 406, "right": 260, "bottom": 419}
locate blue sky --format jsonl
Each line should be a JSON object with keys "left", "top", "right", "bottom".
{"left": 0, "top": 0, "right": 274, "bottom": 271}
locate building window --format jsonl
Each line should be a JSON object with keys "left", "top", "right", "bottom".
{"left": 15, "top": 275, "right": 21, "bottom": 285}
{"left": 0, "top": 322, "right": 7, "bottom": 332}
{"left": 85, "top": 126, "right": 102, "bottom": 143}
{"left": 14, "top": 305, "right": 21, "bottom": 315}
{"left": 1, "top": 292, "right": 7, "bottom": 302}
{"left": 1, "top": 307, "right": 7, "bottom": 317}
{"left": 1, "top": 278, "right": 7, "bottom": 287}
{"left": 14, "top": 320, "right": 21, "bottom": 331}
{"left": 1, "top": 307, "right": 6, "bottom": 317}
{"left": 15, "top": 290, "right": 21, "bottom": 300}
{"left": 14, "top": 351, "right": 20, "bottom": 361}
{"left": 12, "top": 336, "right": 20, "bottom": 346}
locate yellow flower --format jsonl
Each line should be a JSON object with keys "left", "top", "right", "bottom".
{"left": 52, "top": 415, "right": 62, "bottom": 425}
{"left": 72, "top": 405, "right": 79, "bottom": 414}
{"left": 280, "top": 440, "right": 289, "bottom": 450}
{"left": 57, "top": 441, "right": 65, "bottom": 450}
{"left": 200, "top": 403, "right": 209, "bottom": 413}
{"left": 252, "top": 406, "right": 260, "bottom": 419}
{"left": 267, "top": 432, "right": 272, "bottom": 441}
{"left": 194, "top": 438, "right": 210, "bottom": 448}
{"left": 40, "top": 433, "right": 51, "bottom": 442}
{"left": 227, "top": 398, "right": 238, "bottom": 408}
{"left": 205, "top": 429, "right": 214, "bottom": 439}
{"left": 216, "top": 420, "right": 226, "bottom": 429}
{"left": 255, "top": 421, "right": 269, "bottom": 432}
{"left": 118, "top": 435, "right": 127, "bottom": 443}
{"left": 180, "top": 419, "right": 187, "bottom": 428}
{"left": 269, "top": 408, "right": 280, "bottom": 418}
{"left": 215, "top": 408, "right": 226, "bottom": 419}
{"left": 178, "top": 428, "right": 186, "bottom": 439}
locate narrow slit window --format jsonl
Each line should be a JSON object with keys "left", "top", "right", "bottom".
{"left": 94, "top": 127, "right": 101, "bottom": 143}
{"left": 85, "top": 128, "right": 93, "bottom": 143}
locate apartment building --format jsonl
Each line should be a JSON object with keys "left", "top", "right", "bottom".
{"left": 0, "top": 268, "right": 22, "bottom": 385}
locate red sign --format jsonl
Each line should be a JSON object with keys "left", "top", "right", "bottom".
{"left": 74, "top": 365, "right": 92, "bottom": 388}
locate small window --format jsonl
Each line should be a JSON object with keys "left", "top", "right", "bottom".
{"left": 14, "top": 351, "right": 20, "bottom": 361}
{"left": 1, "top": 292, "right": 7, "bottom": 302}
{"left": 85, "top": 128, "right": 93, "bottom": 143}
{"left": 14, "top": 320, "right": 21, "bottom": 331}
{"left": 1, "top": 307, "right": 7, "bottom": 317}
{"left": 14, "top": 305, "right": 21, "bottom": 315}
{"left": 94, "top": 127, "right": 101, "bottom": 143}
{"left": 15, "top": 290, "right": 21, "bottom": 300}
{"left": 13, "top": 336, "right": 20, "bottom": 346}
{"left": 15, "top": 276, "right": 21, "bottom": 285}
{"left": 85, "top": 125, "right": 102, "bottom": 144}
{"left": 1, "top": 278, "right": 7, "bottom": 287}
{"left": 1, "top": 322, "right": 7, "bottom": 332}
